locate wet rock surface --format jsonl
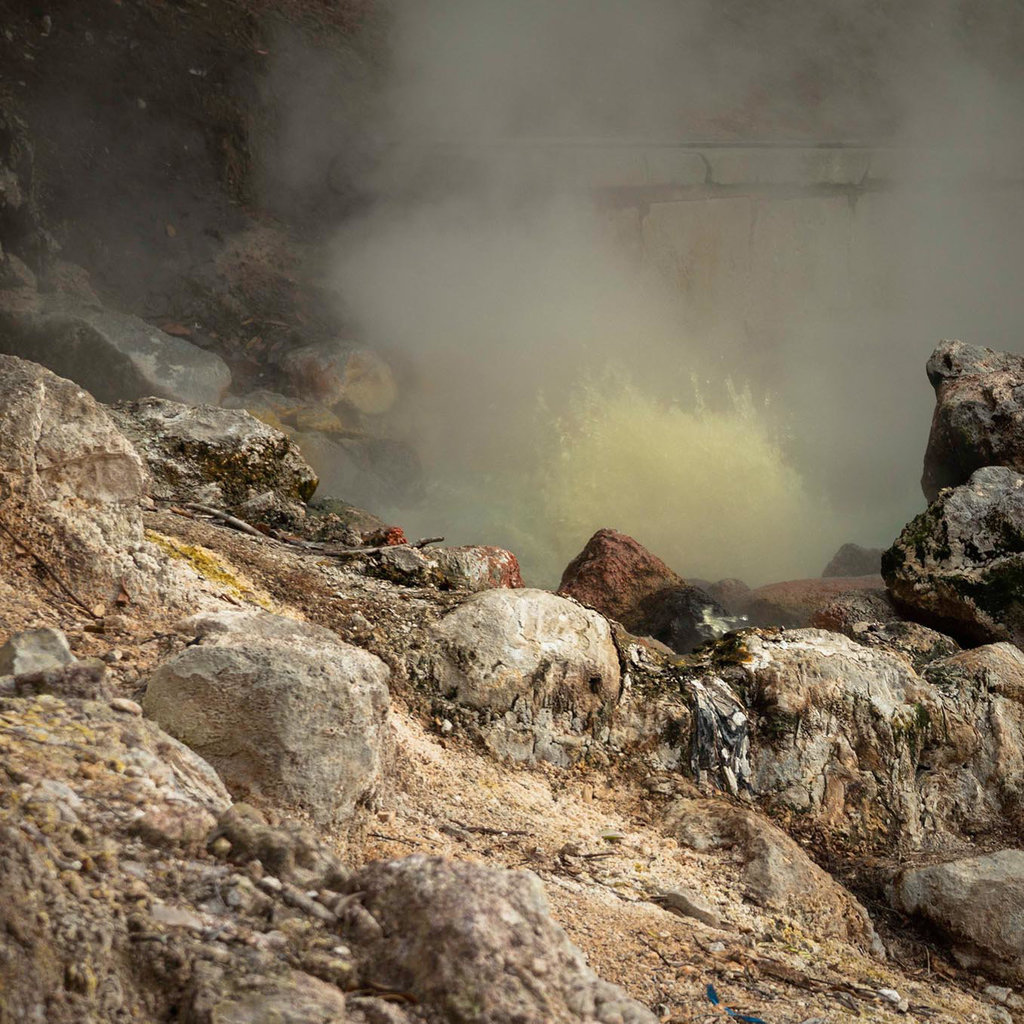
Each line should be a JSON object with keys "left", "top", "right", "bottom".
{"left": 557, "top": 529, "right": 737, "bottom": 652}
{"left": 883, "top": 465, "right": 1024, "bottom": 646}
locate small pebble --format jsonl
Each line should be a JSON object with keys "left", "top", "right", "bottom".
{"left": 109, "top": 698, "right": 142, "bottom": 716}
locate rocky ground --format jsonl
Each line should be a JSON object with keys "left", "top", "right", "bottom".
{"left": 4, "top": 4, "right": 1024, "bottom": 1023}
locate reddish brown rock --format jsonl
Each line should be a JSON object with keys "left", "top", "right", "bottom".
{"left": 742, "top": 575, "right": 883, "bottom": 628}
{"left": 557, "top": 529, "right": 684, "bottom": 624}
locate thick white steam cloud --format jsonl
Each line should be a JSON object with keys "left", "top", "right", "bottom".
{"left": 272, "top": 0, "right": 1024, "bottom": 585}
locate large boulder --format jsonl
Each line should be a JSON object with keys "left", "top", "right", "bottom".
{"left": 0, "top": 354, "right": 157, "bottom": 604}
{"left": 893, "top": 850, "right": 1024, "bottom": 983}
{"left": 698, "top": 627, "right": 1024, "bottom": 852}
{"left": 0, "top": 693, "right": 410, "bottom": 1024}
{"left": 110, "top": 397, "right": 318, "bottom": 506}
{"left": 432, "top": 588, "right": 620, "bottom": 765}
{"left": 918, "top": 644, "right": 1024, "bottom": 833}
{"left": 0, "top": 297, "right": 230, "bottom": 405}
{"left": 883, "top": 466, "right": 1024, "bottom": 647}
{"left": 143, "top": 610, "right": 391, "bottom": 824}
{"left": 338, "top": 855, "right": 657, "bottom": 1024}
{"left": 922, "top": 339, "right": 1024, "bottom": 502}
{"left": 558, "top": 529, "right": 735, "bottom": 652}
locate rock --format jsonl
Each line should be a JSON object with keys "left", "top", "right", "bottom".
{"left": 0, "top": 627, "right": 73, "bottom": 675}
{"left": 702, "top": 578, "right": 752, "bottom": 615}
{"left": 143, "top": 610, "right": 391, "bottom": 825}
{"left": 848, "top": 619, "right": 961, "bottom": 672}
{"left": 697, "top": 626, "right": 1024, "bottom": 851}
{"left": 339, "top": 855, "right": 657, "bottom": 1024}
{"left": 650, "top": 887, "right": 728, "bottom": 929}
{"left": 894, "top": 850, "right": 1024, "bottom": 983}
{"left": 557, "top": 530, "right": 737, "bottom": 652}
{"left": 883, "top": 466, "right": 1024, "bottom": 646}
{"left": 666, "top": 797, "right": 882, "bottom": 953}
{"left": 810, "top": 587, "right": 897, "bottom": 633}
{"left": 822, "top": 542, "right": 884, "bottom": 577}
{"left": 741, "top": 575, "right": 883, "bottom": 628}
{"left": 710, "top": 628, "right": 926, "bottom": 842}
{"left": 186, "top": 962, "right": 358, "bottom": 1024}
{"left": 921, "top": 340, "right": 1024, "bottom": 502}
{"left": 0, "top": 296, "right": 231, "bottom": 405}
{"left": 432, "top": 589, "right": 620, "bottom": 765}
{"left": 431, "top": 545, "right": 524, "bottom": 591}
{"left": 207, "top": 804, "right": 348, "bottom": 890}
{"left": 916, "top": 644, "right": 1024, "bottom": 832}
{"left": 0, "top": 354, "right": 155, "bottom": 603}
{"left": 4, "top": 659, "right": 111, "bottom": 701}
{"left": 630, "top": 584, "right": 741, "bottom": 654}
{"left": 280, "top": 343, "right": 397, "bottom": 415}
{"left": 110, "top": 397, "right": 318, "bottom": 506}
{"left": 558, "top": 528, "right": 684, "bottom": 625}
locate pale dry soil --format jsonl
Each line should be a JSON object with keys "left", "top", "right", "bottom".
{"left": 0, "top": 508, "right": 1002, "bottom": 1024}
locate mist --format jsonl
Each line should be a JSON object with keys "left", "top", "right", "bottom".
{"left": 271, "top": 0, "right": 1024, "bottom": 585}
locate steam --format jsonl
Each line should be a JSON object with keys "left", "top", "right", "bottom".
{"left": 269, "top": 1, "right": 1024, "bottom": 586}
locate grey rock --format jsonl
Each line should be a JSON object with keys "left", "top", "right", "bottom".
{"left": 651, "top": 888, "right": 727, "bottom": 929}
{"left": 883, "top": 466, "right": 1024, "bottom": 647}
{"left": 0, "top": 297, "right": 230, "bottom": 405}
{"left": 666, "top": 797, "right": 882, "bottom": 954}
{"left": 340, "top": 854, "right": 657, "bottom": 1024}
{"left": 0, "top": 354, "right": 152, "bottom": 604}
{"left": 0, "top": 627, "right": 73, "bottom": 675}
{"left": 110, "top": 397, "right": 318, "bottom": 505}
{"left": 432, "top": 589, "right": 620, "bottom": 765}
{"left": 894, "top": 850, "right": 1024, "bottom": 983}
{"left": 922, "top": 339, "right": 1024, "bottom": 502}
{"left": 821, "top": 542, "right": 884, "bottom": 577}
{"left": 144, "top": 610, "right": 390, "bottom": 825}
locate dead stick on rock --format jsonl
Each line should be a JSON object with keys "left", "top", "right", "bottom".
{"left": 182, "top": 502, "right": 268, "bottom": 540}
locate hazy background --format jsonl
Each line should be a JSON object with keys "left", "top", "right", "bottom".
{"left": 268, "top": 0, "right": 1024, "bottom": 585}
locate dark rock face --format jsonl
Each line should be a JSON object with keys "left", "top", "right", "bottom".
{"left": 821, "top": 542, "right": 883, "bottom": 577}
{"left": 921, "top": 339, "right": 1024, "bottom": 502}
{"left": 557, "top": 529, "right": 736, "bottom": 653}
{"left": 883, "top": 466, "right": 1024, "bottom": 647}
{"left": 632, "top": 585, "right": 737, "bottom": 654}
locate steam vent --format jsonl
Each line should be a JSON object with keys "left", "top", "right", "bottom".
{"left": 4, "top": 2, "right": 1024, "bottom": 1021}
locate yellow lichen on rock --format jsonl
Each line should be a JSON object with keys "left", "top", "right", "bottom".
{"left": 144, "top": 530, "right": 275, "bottom": 610}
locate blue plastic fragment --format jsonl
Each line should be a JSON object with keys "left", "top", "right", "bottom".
{"left": 705, "top": 982, "right": 768, "bottom": 1023}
